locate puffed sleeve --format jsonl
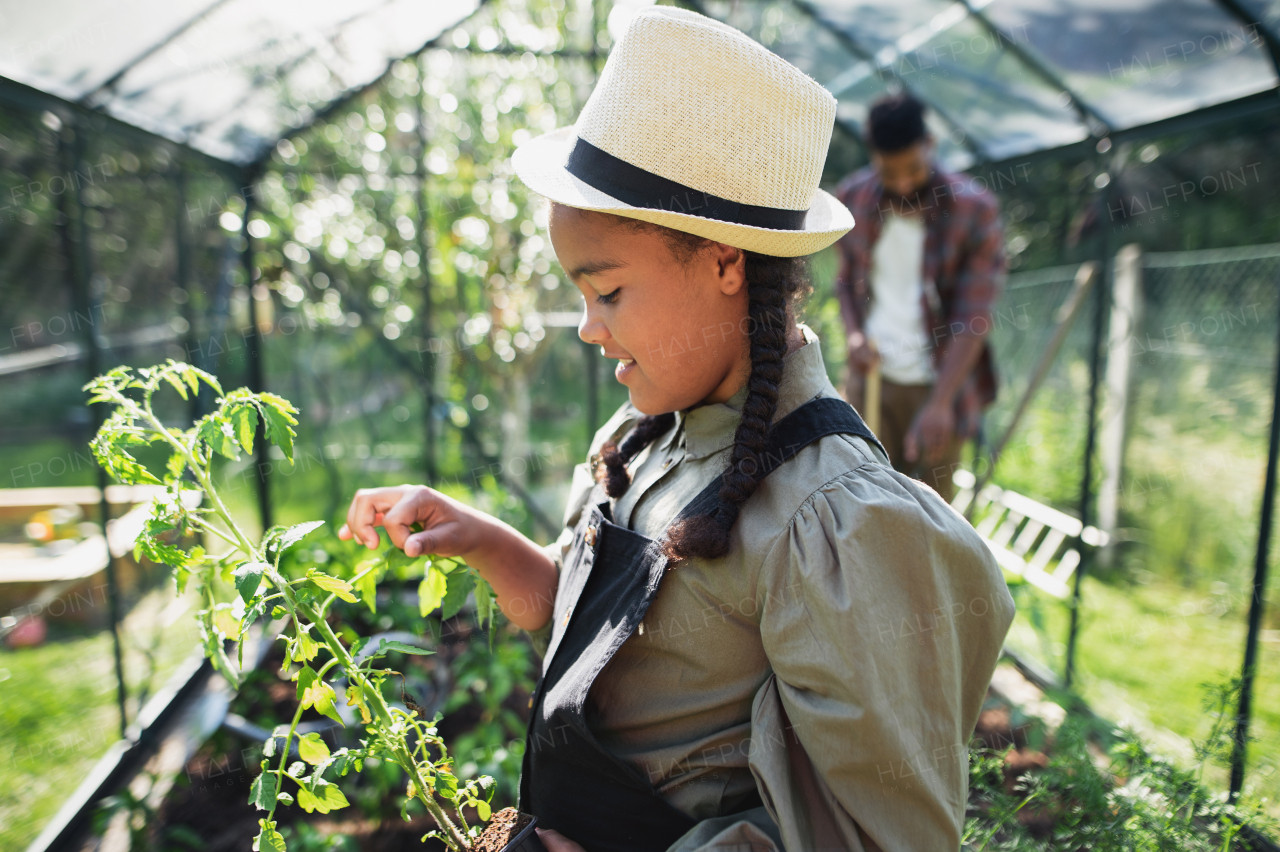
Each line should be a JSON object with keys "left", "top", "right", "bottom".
{"left": 750, "top": 463, "right": 1015, "bottom": 851}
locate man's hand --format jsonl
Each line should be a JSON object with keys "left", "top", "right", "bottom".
{"left": 847, "top": 330, "right": 881, "bottom": 375}
{"left": 536, "top": 828, "right": 587, "bottom": 852}
{"left": 904, "top": 398, "right": 955, "bottom": 466}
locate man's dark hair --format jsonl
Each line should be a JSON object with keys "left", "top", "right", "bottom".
{"left": 867, "top": 94, "right": 928, "bottom": 153}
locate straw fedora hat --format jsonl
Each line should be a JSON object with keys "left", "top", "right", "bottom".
{"left": 512, "top": 6, "right": 853, "bottom": 257}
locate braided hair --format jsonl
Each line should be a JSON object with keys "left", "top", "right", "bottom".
{"left": 592, "top": 217, "right": 810, "bottom": 562}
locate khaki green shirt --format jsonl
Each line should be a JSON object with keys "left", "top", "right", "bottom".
{"left": 531, "top": 325, "right": 1015, "bottom": 852}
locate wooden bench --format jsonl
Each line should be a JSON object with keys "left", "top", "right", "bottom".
{"left": 951, "top": 469, "right": 1108, "bottom": 599}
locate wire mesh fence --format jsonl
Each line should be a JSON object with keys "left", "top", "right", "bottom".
{"left": 989, "top": 243, "right": 1280, "bottom": 812}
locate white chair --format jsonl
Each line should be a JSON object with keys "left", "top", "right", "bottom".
{"left": 951, "top": 469, "right": 1108, "bottom": 599}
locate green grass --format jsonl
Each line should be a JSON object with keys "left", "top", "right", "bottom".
{"left": 0, "top": 587, "right": 200, "bottom": 850}
{"left": 1007, "top": 573, "right": 1280, "bottom": 815}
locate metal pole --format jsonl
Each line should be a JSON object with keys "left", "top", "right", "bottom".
{"left": 174, "top": 162, "right": 201, "bottom": 421}
{"left": 1064, "top": 160, "right": 1114, "bottom": 689}
{"left": 1229, "top": 286, "right": 1280, "bottom": 799}
{"left": 414, "top": 58, "right": 438, "bottom": 485}
{"left": 240, "top": 177, "right": 272, "bottom": 533}
{"left": 58, "top": 119, "right": 129, "bottom": 736}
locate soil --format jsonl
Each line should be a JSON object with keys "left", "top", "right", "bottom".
{"left": 471, "top": 808, "right": 534, "bottom": 852}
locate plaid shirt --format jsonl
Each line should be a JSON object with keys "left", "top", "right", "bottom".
{"left": 833, "top": 164, "right": 1006, "bottom": 436}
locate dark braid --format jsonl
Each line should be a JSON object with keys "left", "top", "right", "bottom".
{"left": 575, "top": 207, "right": 810, "bottom": 561}
{"left": 664, "top": 253, "right": 804, "bottom": 561}
{"left": 596, "top": 412, "right": 675, "bottom": 498}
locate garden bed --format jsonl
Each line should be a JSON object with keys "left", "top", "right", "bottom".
{"left": 119, "top": 610, "right": 533, "bottom": 852}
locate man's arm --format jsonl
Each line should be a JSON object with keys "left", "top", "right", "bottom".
{"left": 905, "top": 195, "right": 1005, "bottom": 464}
{"left": 834, "top": 247, "right": 861, "bottom": 337}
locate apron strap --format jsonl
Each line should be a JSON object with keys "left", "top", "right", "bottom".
{"left": 675, "top": 396, "right": 885, "bottom": 523}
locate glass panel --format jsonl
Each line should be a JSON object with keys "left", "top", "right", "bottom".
{"left": 702, "top": 0, "right": 873, "bottom": 91}
{"left": 0, "top": 0, "right": 482, "bottom": 164}
{"left": 807, "top": 0, "right": 961, "bottom": 54}
{"left": 0, "top": 0, "right": 216, "bottom": 100}
{"left": 889, "top": 16, "right": 1088, "bottom": 161}
{"left": 986, "top": 0, "right": 1279, "bottom": 132}
{"left": 1237, "top": 0, "right": 1280, "bottom": 33}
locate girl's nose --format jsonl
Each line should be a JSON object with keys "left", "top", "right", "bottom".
{"left": 578, "top": 304, "right": 609, "bottom": 347}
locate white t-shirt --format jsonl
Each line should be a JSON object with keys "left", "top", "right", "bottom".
{"left": 865, "top": 213, "right": 934, "bottom": 385}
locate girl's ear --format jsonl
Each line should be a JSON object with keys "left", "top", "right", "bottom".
{"left": 713, "top": 242, "right": 747, "bottom": 296}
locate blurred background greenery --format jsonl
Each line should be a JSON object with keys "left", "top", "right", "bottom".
{"left": 2, "top": 0, "right": 1280, "bottom": 846}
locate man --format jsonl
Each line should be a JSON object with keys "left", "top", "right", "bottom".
{"left": 834, "top": 93, "right": 1005, "bottom": 501}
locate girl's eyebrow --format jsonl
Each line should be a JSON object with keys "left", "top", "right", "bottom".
{"left": 569, "top": 258, "right": 628, "bottom": 279}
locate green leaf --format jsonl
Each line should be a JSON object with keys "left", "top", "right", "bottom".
{"left": 231, "top": 404, "right": 259, "bottom": 455}
{"left": 418, "top": 564, "right": 447, "bottom": 617}
{"left": 384, "top": 547, "right": 424, "bottom": 575}
{"left": 164, "top": 450, "right": 187, "bottom": 485}
{"left": 234, "top": 561, "right": 270, "bottom": 603}
{"left": 248, "top": 764, "right": 278, "bottom": 811}
{"left": 296, "top": 666, "right": 344, "bottom": 726}
{"left": 306, "top": 568, "right": 356, "bottom": 603}
{"left": 199, "top": 611, "right": 240, "bottom": 690}
{"left": 475, "top": 799, "right": 491, "bottom": 821}
{"left": 198, "top": 416, "right": 240, "bottom": 460}
{"left": 298, "top": 732, "right": 331, "bottom": 766}
{"left": 253, "top": 819, "right": 287, "bottom": 852}
{"left": 434, "top": 769, "right": 458, "bottom": 800}
{"left": 440, "top": 565, "right": 475, "bottom": 621}
{"left": 240, "top": 596, "right": 267, "bottom": 640}
{"left": 162, "top": 371, "right": 189, "bottom": 400}
{"left": 259, "top": 393, "right": 299, "bottom": 463}
{"left": 474, "top": 573, "right": 497, "bottom": 640}
{"left": 252, "top": 818, "right": 288, "bottom": 849}
{"left": 280, "top": 521, "right": 325, "bottom": 551}
{"left": 294, "top": 626, "right": 319, "bottom": 663}
{"left": 275, "top": 792, "right": 294, "bottom": 806}
{"left": 134, "top": 533, "right": 189, "bottom": 570}
{"left": 93, "top": 431, "right": 163, "bottom": 485}
{"left": 192, "top": 366, "right": 222, "bottom": 396}
{"left": 353, "top": 559, "right": 383, "bottom": 614}
{"left": 296, "top": 783, "right": 349, "bottom": 814}
{"left": 377, "top": 639, "right": 433, "bottom": 657}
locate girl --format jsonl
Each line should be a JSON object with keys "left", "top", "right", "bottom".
{"left": 339, "top": 8, "right": 1015, "bottom": 851}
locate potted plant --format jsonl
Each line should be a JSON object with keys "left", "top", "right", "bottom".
{"left": 86, "top": 360, "right": 545, "bottom": 852}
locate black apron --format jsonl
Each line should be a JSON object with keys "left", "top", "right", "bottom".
{"left": 519, "top": 398, "right": 883, "bottom": 852}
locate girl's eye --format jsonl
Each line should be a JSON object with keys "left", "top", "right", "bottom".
{"left": 595, "top": 290, "right": 620, "bottom": 305}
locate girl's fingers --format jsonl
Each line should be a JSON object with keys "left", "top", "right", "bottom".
{"left": 381, "top": 490, "right": 426, "bottom": 550}
{"left": 345, "top": 488, "right": 399, "bottom": 550}
{"left": 403, "top": 530, "right": 438, "bottom": 558}
{"left": 535, "top": 829, "right": 586, "bottom": 852}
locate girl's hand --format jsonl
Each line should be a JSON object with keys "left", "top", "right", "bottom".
{"left": 339, "top": 485, "right": 489, "bottom": 559}
{"left": 338, "top": 485, "right": 560, "bottom": 631}
{"left": 535, "top": 828, "right": 587, "bottom": 852}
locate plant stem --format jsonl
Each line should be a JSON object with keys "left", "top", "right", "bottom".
{"left": 306, "top": 604, "right": 470, "bottom": 851}
{"left": 266, "top": 687, "right": 308, "bottom": 826}
{"left": 115, "top": 383, "right": 472, "bottom": 851}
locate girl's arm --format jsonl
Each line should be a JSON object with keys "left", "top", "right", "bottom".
{"left": 338, "top": 485, "right": 557, "bottom": 631}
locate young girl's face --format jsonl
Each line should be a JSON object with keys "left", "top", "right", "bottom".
{"left": 548, "top": 204, "right": 751, "bottom": 416}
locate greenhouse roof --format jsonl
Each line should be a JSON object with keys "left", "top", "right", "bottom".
{"left": 0, "top": 0, "right": 482, "bottom": 167}
{"left": 0, "top": 0, "right": 1276, "bottom": 170}
{"left": 696, "top": 0, "right": 1280, "bottom": 167}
